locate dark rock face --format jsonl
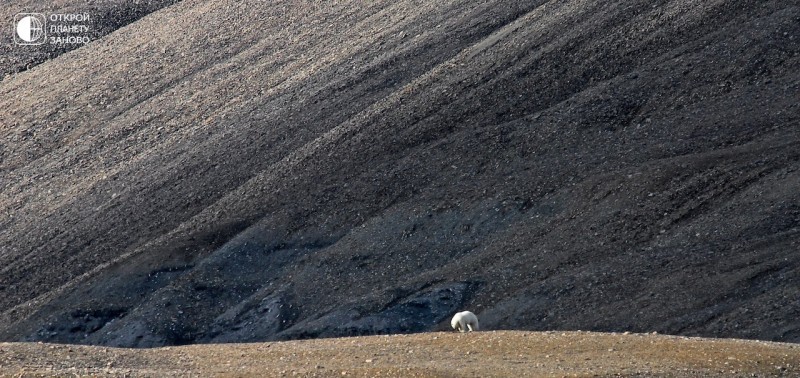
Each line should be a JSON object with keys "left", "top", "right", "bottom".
{"left": 0, "top": 0, "right": 798, "bottom": 346}
{"left": 283, "top": 282, "right": 478, "bottom": 339}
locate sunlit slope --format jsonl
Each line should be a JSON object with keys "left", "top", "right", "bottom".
{"left": 0, "top": 0, "right": 798, "bottom": 346}
{"left": 0, "top": 0, "right": 180, "bottom": 77}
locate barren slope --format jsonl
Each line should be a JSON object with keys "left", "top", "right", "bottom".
{"left": 0, "top": 0, "right": 180, "bottom": 77}
{"left": 0, "top": 0, "right": 798, "bottom": 346}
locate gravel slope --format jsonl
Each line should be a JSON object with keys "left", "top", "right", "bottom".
{"left": 1, "top": 0, "right": 180, "bottom": 78}
{"left": 0, "top": 0, "right": 798, "bottom": 346}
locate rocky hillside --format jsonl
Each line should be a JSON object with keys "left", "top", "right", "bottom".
{"left": 0, "top": 0, "right": 798, "bottom": 347}
{"left": 1, "top": 0, "right": 179, "bottom": 77}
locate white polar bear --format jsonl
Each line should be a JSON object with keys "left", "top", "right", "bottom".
{"left": 451, "top": 311, "right": 479, "bottom": 332}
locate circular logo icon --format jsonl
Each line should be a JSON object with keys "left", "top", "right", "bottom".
{"left": 14, "top": 13, "right": 46, "bottom": 45}
{"left": 17, "top": 15, "right": 44, "bottom": 42}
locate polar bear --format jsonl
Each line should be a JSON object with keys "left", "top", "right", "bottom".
{"left": 450, "top": 311, "right": 479, "bottom": 332}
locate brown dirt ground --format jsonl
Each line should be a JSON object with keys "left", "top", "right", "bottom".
{"left": 1, "top": 331, "right": 798, "bottom": 377}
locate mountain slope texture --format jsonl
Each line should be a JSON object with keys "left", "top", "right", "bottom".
{"left": 0, "top": 0, "right": 798, "bottom": 347}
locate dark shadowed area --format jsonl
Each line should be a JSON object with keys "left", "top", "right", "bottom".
{"left": 0, "top": 0, "right": 798, "bottom": 347}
